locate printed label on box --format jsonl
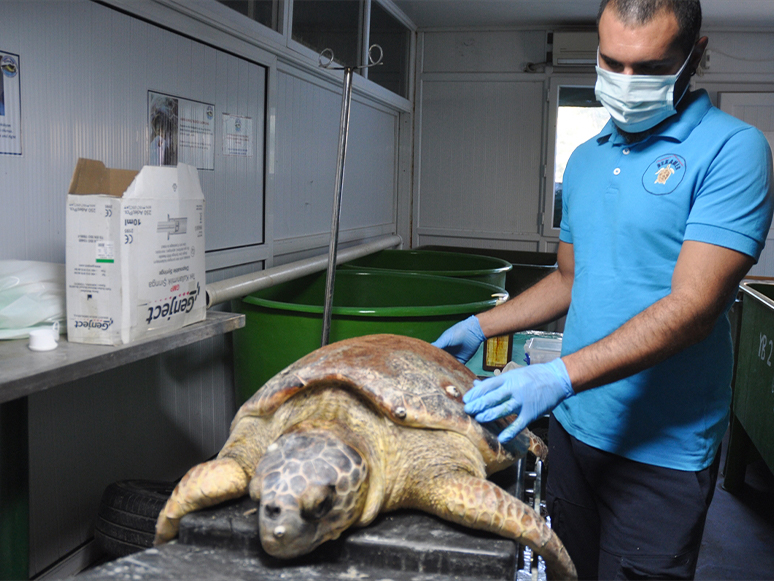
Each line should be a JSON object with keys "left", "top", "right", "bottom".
{"left": 96, "top": 241, "right": 114, "bottom": 263}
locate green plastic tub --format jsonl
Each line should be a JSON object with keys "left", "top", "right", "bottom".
{"left": 340, "top": 249, "right": 512, "bottom": 289}
{"left": 232, "top": 270, "right": 506, "bottom": 402}
{"left": 418, "top": 246, "right": 557, "bottom": 298}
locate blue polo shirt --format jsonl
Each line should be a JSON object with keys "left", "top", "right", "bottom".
{"left": 555, "top": 89, "right": 774, "bottom": 471}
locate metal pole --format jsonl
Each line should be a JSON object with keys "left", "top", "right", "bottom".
{"left": 321, "top": 67, "right": 354, "bottom": 347}
{"left": 204, "top": 235, "right": 402, "bottom": 308}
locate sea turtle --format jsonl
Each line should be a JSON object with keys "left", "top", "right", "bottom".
{"left": 155, "top": 334, "right": 577, "bottom": 579}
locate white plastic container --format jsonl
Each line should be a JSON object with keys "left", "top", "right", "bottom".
{"left": 523, "top": 336, "right": 562, "bottom": 364}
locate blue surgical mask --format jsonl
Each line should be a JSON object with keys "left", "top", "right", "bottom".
{"left": 595, "top": 48, "right": 693, "bottom": 133}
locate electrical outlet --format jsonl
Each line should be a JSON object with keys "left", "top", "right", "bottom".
{"left": 701, "top": 49, "right": 711, "bottom": 71}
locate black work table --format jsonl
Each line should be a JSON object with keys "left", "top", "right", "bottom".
{"left": 0, "top": 311, "right": 245, "bottom": 580}
{"left": 77, "top": 495, "right": 521, "bottom": 581}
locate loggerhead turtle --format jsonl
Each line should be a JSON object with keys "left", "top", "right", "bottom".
{"left": 155, "top": 334, "right": 577, "bottom": 579}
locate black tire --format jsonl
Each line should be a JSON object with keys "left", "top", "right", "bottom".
{"left": 95, "top": 480, "right": 177, "bottom": 558}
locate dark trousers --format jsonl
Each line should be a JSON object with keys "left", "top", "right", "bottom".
{"left": 546, "top": 415, "right": 720, "bottom": 580}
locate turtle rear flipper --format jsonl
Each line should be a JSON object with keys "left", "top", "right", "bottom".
{"left": 154, "top": 457, "right": 249, "bottom": 545}
{"left": 418, "top": 473, "right": 577, "bottom": 580}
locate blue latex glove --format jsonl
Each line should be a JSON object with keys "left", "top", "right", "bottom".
{"left": 432, "top": 315, "right": 485, "bottom": 364}
{"left": 463, "top": 358, "right": 574, "bottom": 445}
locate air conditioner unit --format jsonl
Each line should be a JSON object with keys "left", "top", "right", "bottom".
{"left": 552, "top": 32, "right": 598, "bottom": 66}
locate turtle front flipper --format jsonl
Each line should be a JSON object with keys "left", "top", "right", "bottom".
{"left": 154, "top": 457, "right": 249, "bottom": 545}
{"left": 525, "top": 427, "right": 548, "bottom": 462}
{"left": 419, "top": 473, "right": 577, "bottom": 580}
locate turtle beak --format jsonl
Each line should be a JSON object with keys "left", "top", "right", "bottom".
{"left": 258, "top": 494, "right": 321, "bottom": 558}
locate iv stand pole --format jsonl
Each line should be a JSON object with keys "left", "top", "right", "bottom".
{"left": 319, "top": 46, "right": 382, "bottom": 347}
{"left": 321, "top": 66, "right": 354, "bottom": 347}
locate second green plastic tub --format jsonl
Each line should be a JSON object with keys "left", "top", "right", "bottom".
{"left": 232, "top": 269, "right": 506, "bottom": 402}
{"left": 340, "top": 249, "right": 512, "bottom": 289}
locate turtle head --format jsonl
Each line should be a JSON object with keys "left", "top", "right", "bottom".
{"left": 251, "top": 429, "right": 369, "bottom": 558}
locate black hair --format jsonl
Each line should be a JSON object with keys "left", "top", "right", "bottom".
{"left": 597, "top": 0, "right": 702, "bottom": 57}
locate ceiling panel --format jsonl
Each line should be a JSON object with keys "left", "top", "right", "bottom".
{"left": 393, "top": 0, "right": 774, "bottom": 29}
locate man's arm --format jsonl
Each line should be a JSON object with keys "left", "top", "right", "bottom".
{"left": 563, "top": 240, "right": 754, "bottom": 392}
{"left": 477, "top": 241, "right": 575, "bottom": 338}
{"left": 431, "top": 242, "right": 575, "bottom": 363}
{"left": 463, "top": 239, "right": 754, "bottom": 442}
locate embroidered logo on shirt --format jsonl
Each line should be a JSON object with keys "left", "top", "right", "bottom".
{"left": 642, "top": 154, "right": 686, "bottom": 195}
{"left": 654, "top": 165, "right": 675, "bottom": 184}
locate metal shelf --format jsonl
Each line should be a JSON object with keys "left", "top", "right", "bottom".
{"left": 0, "top": 310, "right": 245, "bottom": 580}
{"left": 0, "top": 311, "right": 245, "bottom": 405}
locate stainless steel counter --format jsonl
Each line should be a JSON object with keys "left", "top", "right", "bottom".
{"left": 0, "top": 311, "right": 245, "bottom": 580}
{"left": 0, "top": 311, "right": 244, "bottom": 405}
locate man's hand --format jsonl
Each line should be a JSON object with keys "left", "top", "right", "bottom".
{"left": 463, "top": 358, "right": 574, "bottom": 444}
{"left": 432, "top": 315, "right": 485, "bottom": 364}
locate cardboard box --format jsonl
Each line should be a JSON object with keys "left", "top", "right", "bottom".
{"left": 66, "top": 158, "right": 206, "bottom": 345}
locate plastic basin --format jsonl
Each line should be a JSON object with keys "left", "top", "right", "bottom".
{"left": 340, "top": 249, "right": 512, "bottom": 289}
{"left": 232, "top": 270, "right": 506, "bottom": 402}
{"left": 418, "top": 245, "right": 557, "bottom": 298}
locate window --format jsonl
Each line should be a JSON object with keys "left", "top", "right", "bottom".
{"left": 368, "top": 2, "right": 411, "bottom": 98}
{"left": 292, "top": 0, "right": 364, "bottom": 68}
{"left": 545, "top": 81, "right": 609, "bottom": 232}
{"left": 218, "top": 0, "right": 413, "bottom": 99}
{"left": 217, "top": 0, "right": 284, "bottom": 33}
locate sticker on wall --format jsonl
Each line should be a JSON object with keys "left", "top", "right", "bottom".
{"left": 148, "top": 91, "right": 215, "bottom": 170}
{"left": 0, "top": 50, "right": 21, "bottom": 156}
{"left": 222, "top": 114, "right": 253, "bottom": 157}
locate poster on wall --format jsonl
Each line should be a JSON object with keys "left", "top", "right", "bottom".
{"left": 0, "top": 51, "right": 21, "bottom": 156}
{"left": 148, "top": 91, "right": 215, "bottom": 170}
{"left": 222, "top": 114, "right": 254, "bottom": 157}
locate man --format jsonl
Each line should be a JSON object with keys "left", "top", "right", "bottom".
{"left": 433, "top": 0, "right": 773, "bottom": 578}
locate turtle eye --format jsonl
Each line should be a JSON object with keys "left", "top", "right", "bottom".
{"left": 299, "top": 484, "right": 335, "bottom": 521}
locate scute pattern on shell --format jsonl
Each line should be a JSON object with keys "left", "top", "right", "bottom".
{"left": 234, "top": 334, "right": 517, "bottom": 467}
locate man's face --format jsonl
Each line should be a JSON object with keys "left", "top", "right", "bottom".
{"left": 598, "top": 7, "right": 685, "bottom": 76}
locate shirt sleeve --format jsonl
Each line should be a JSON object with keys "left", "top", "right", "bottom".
{"left": 559, "top": 150, "right": 578, "bottom": 244}
{"left": 685, "top": 126, "right": 774, "bottom": 260}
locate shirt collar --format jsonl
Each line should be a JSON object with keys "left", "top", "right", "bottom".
{"left": 596, "top": 89, "right": 713, "bottom": 146}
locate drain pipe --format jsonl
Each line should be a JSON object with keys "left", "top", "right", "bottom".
{"left": 204, "top": 234, "right": 402, "bottom": 308}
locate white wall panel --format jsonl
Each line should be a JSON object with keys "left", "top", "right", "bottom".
{"left": 205, "top": 51, "right": 266, "bottom": 251}
{"left": 0, "top": 0, "right": 265, "bottom": 261}
{"left": 341, "top": 99, "right": 398, "bottom": 231}
{"left": 416, "top": 233, "right": 543, "bottom": 252}
{"left": 273, "top": 66, "right": 398, "bottom": 247}
{"left": 416, "top": 78, "right": 544, "bottom": 242}
{"left": 273, "top": 70, "right": 339, "bottom": 240}
{"left": 422, "top": 30, "right": 546, "bottom": 74}
{"left": 700, "top": 31, "right": 774, "bottom": 77}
